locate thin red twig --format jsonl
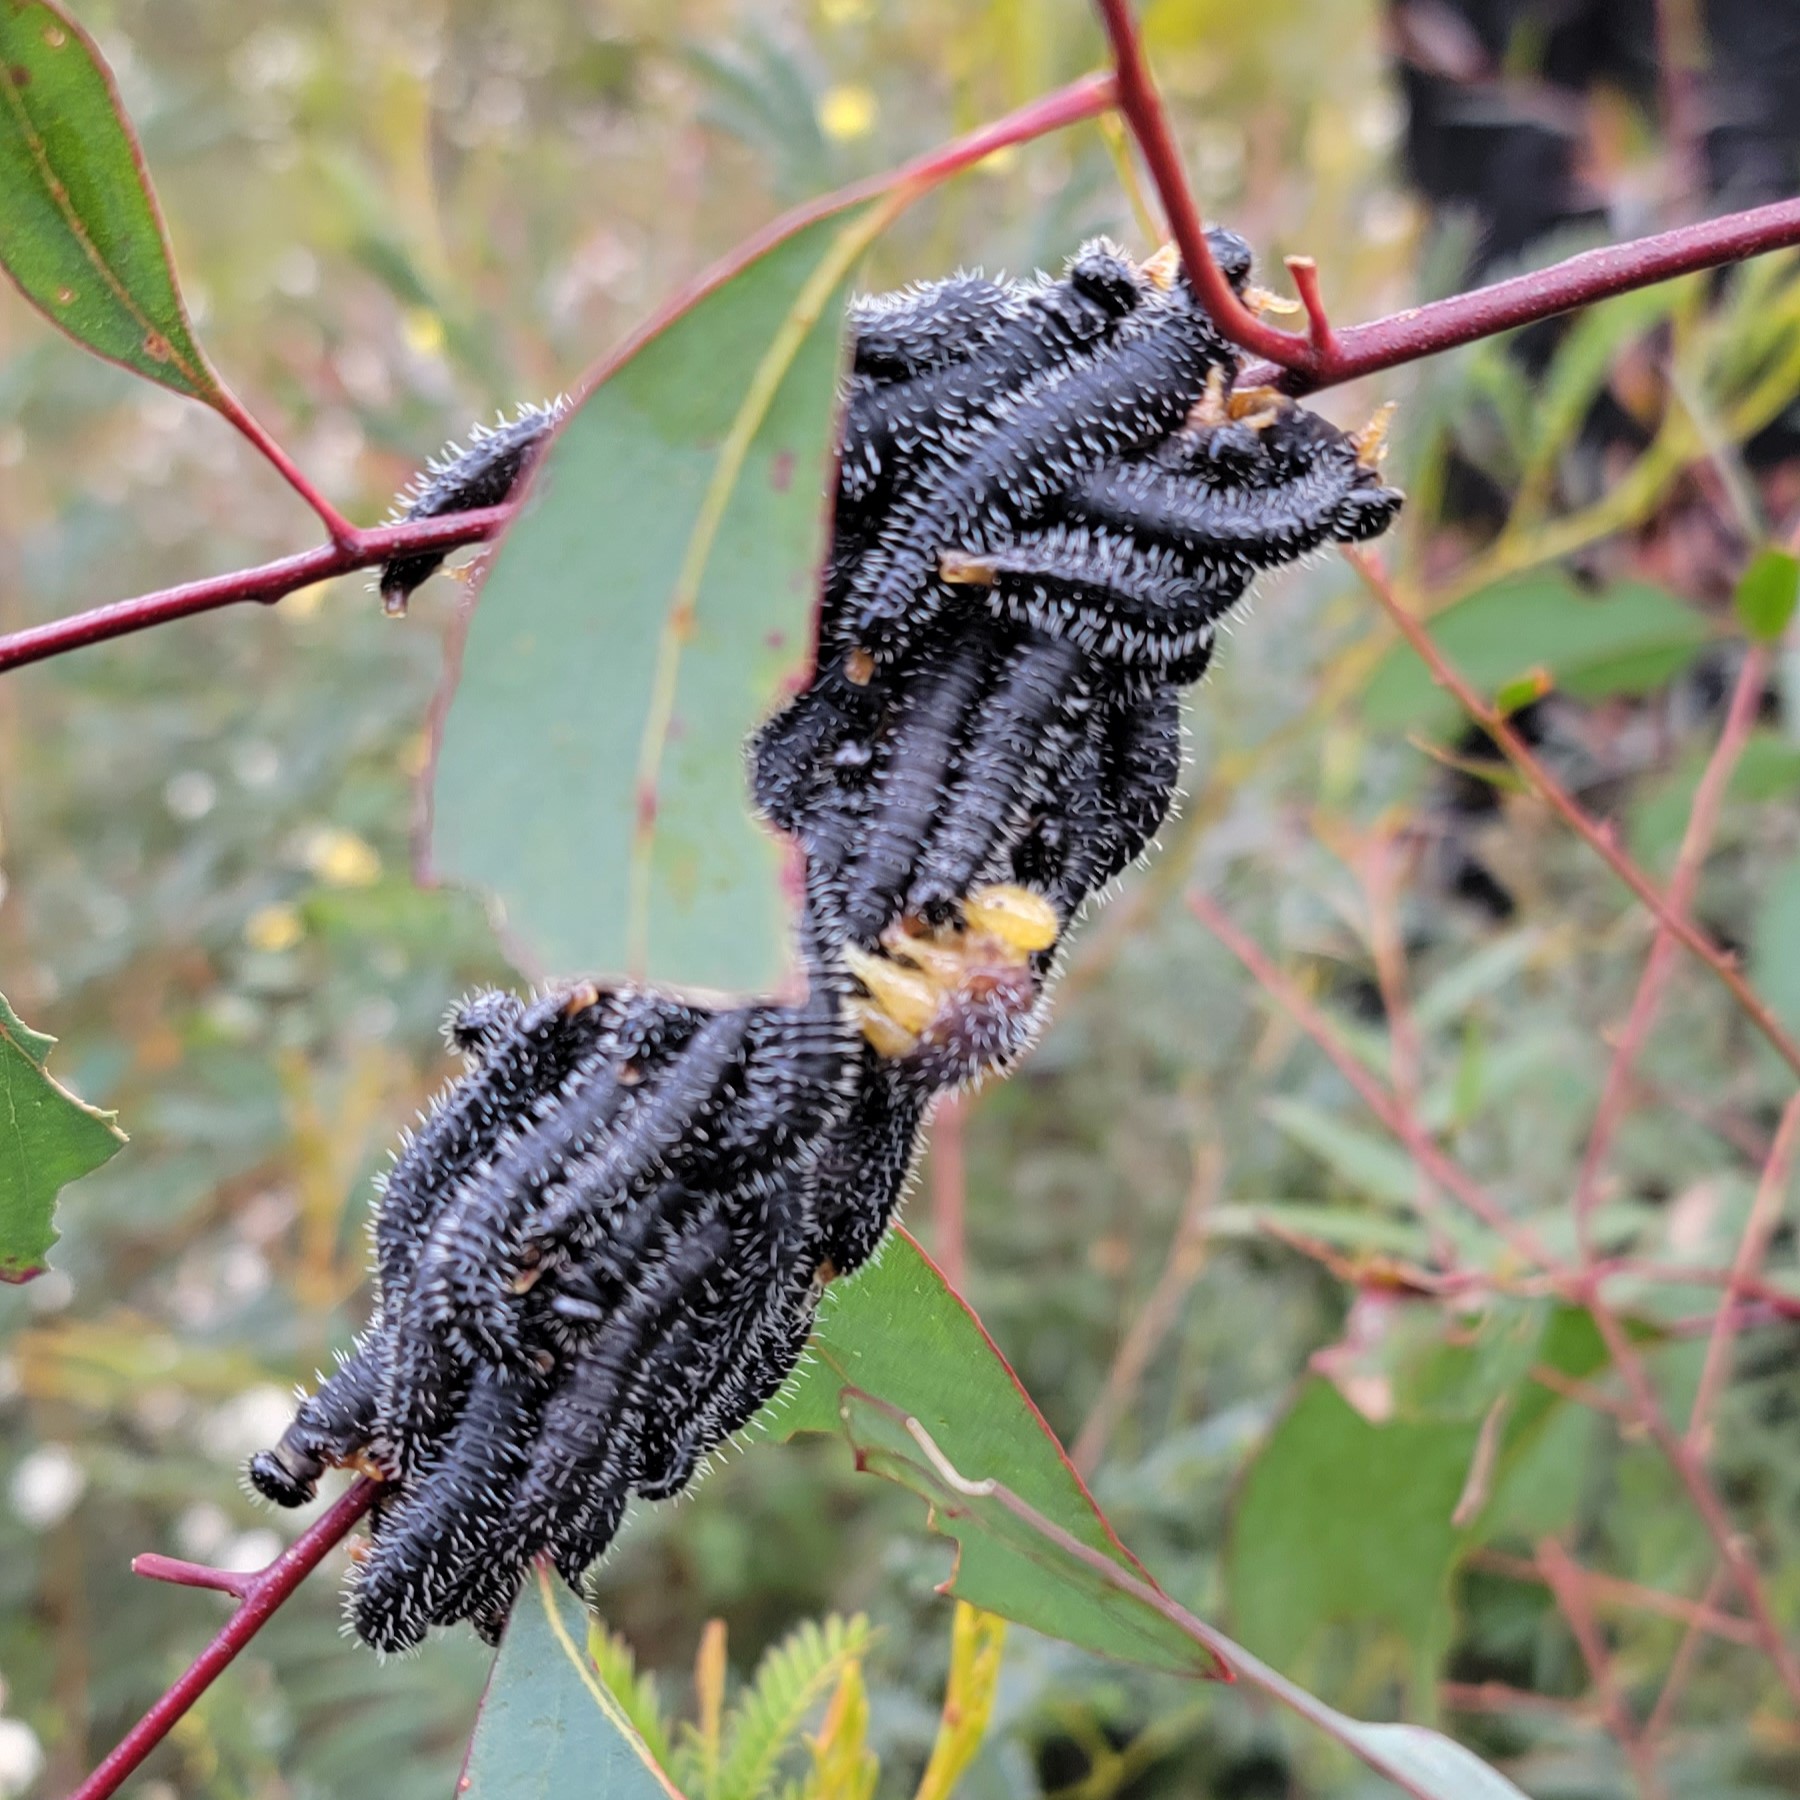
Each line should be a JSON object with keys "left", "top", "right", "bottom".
{"left": 1472, "top": 1547, "right": 1760, "bottom": 1649}
{"left": 1188, "top": 888, "right": 1562, "bottom": 1273}
{"left": 0, "top": 507, "right": 513, "bottom": 676}
{"left": 1595, "top": 1258, "right": 1800, "bottom": 1319}
{"left": 1529, "top": 1361, "right": 1637, "bottom": 1425}
{"left": 1092, "top": 0, "right": 1313, "bottom": 367}
{"left": 1573, "top": 643, "right": 1773, "bottom": 1249}
{"left": 1192, "top": 885, "right": 1800, "bottom": 1704}
{"left": 1537, "top": 1537, "right": 1668, "bottom": 1799}
{"left": 1646, "top": 1566, "right": 1734, "bottom": 1743}
{"left": 133, "top": 1555, "right": 253, "bottom": 1600}
{"left": 215, "top": 392, "right": 360, "bottom": 550}
{"left": 1344, "top": 548, "right": 1800, "bottom": 1080}
{"left": 1248, "top": 195, "right": 1800, "bottom": 393}
{"left": 69, "top": 1480, "right": 379, "bottom": 1800}
{"left": 1582, "top": 1295, "right": 1800, "bottom": 1705}
{"left": 0, "top": 72, "right": 1118, "bottom": 680}
{"left": 1358, "top": 828, "right": 1453, "bottom": 1265}
{"left": 1686, "top": 1089, "right": 1800, "bottom": 1450}
{"left": 1442, "top": 1680, "right": 1596, "bottom": 1721}
{"left": 1283, "top": 256, "right": 1338, "bottom": 363}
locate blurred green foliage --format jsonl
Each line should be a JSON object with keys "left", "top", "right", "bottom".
{"left": 4, "top": 3, "right": 1800, "bottom": 1799}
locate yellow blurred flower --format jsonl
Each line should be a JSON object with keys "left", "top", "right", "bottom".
{"left": 819, "top": 0, "right": 873, "bottom": 22}
{"left": 302, "top": 826, "right": 382, "bottom": 888}
{"left": 400, "top": 307, "right": 446, "bottom": 357}
{"left": 244, "top": 904, "right": 304, "bottom": 953}
{"left": 818, "top": 83, "right": 877, "bottom": 142}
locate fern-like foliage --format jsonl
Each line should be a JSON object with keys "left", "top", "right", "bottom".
{"left": 668, "top": 1613, "right": 874, "bottom": 1800}
{"left": 588, "top": 1620, "right": 678, "bottom": 1775}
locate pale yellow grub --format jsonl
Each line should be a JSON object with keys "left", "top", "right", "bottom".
{"left": 962, "top": 884, "right": 1059, "bottom": 956}
{"left": 1243, "top": 284, "right": 1304, "bottom": 317}
{"left": 1352, "top": 402, "right": 1397, "bottom": 468}
{"left": 1139, "top": 242, "right": 1180, "bottom": 290}
{"left": 1188, "top": 366, "right": 1231, "bottom": 431}
{"left": 938, "top": 549, "right": 998, "bottom": 587}
{"left": 844, "top": 943, "right": 939, "bottom": 1035}
{"left": 1228, "top": 385, "right": 1286, "bottom": 431}
{"left": 851, "top": 999, "right": 918, "bottom": 1059}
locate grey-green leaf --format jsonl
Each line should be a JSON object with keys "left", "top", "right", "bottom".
{"left": 0, "top": 0, "right": 221, "bottom": 400}
{"left": 430, "top": 210, "right": 874, "bottom": 993}
{"left": 1363, "top": 574, "right": 1711, "bottom": 733}
{"left": 462, "top": 1569, "right": 683, "bottom": 1800}
{"left": 833, "top": 1394, "right": 1528, "bottom": 1800}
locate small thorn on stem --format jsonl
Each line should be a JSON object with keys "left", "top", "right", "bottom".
{"left": 1351, "top": 402, "right": 1397, "bottom": 469}
{"left": 133, "top": 1553, "right": 255, "bottom": 1600}
{"left": 1285, "top": 255, "right": 1338, "bottom": 357}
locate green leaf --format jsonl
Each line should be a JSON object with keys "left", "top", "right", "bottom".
{"left": 0, "top": 1, "right": 221, "bottom": 400}
{"left": 1751, "top": 848, "right": 1800, "bottom": 1050}
{"left": 1480, "top": 1305, "right": 1610, "bottom": 1543}
{"left": 1734, "top": 546, "right": 1800, "bottom": 642}
{"left": 770, "top": 1232, "right": 1228, "bottom": 1679}
{"left": 1265, "top": 1097, "right": 1420, "bottom": 1209}
{"left": 462, "top": 1568, "right": 684, "bottom": 1800}
{"left": 431, "top": 207, "right": 883, "bottom": 993}
{"left": 1362, "top": 575, "right": 1711, "bottom": 733}
{"left": 1224, "top": 1380, "right": 1477, "bottom": 1705}
{"left": 0, "top": 991, "right": 125, "bottom": 1281}
{"left": 1411, "top": 929, "right": 1545, "bottom": 1032}
{"left": 831, "top": 1390, "right": 1527, "bottom": 1800}
{"left": 1628, "top": 731, "right": 1800, "bottom": 871}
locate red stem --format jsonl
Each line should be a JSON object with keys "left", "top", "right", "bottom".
{"left": 1582, "top": 1296, "right": 1800, "bottom": 1704}
{"left": 0, "top": 507, "right": 512, "bottom": 676}
{"left": 215, "top": 391, "right": 360, "bottom": 550}
{"left": 0, "top": 74, "right": 1116, "bottom": 682}
{"left": 132, "top": 1555, "right": 253, "bottom": 1600}
{"left": 1344, "top": 548, "right": 1800, "bottom": 1080}
{"left": 1093, "top": 0, "right": 1315, "bottom": 367}
{"left": 1686, "top": 1089, "right": 1800, "bottom": 1448}
{"left": 1247, "top": 196, "right": 1800, "bottom": 393}
{"left": 1572, "top": 643, "right": 1772, "bottom": 1249}
{"left": 1595, "top": 1258, "right": 1800, "bottom": 1319}
{"left": 69, "top": 1480, "right": 379, "bottom": 1800}
{"left": 1537, "top": 1537, "right": 1668, "bottom": 1799}
{"left": 1187, "top": 888, "right": 1563, "bottom": 1274}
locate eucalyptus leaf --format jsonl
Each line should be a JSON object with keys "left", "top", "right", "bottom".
{"left": 0, "top": 1, "right": 222, "bottom": 401}
{"left": 0, "top": 991, "right": 126, "bottom": 1281}
{"left": 431, "top": 210, "right": 879, "bottom": 992}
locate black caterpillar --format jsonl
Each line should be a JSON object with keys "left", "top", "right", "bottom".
{"left": 252, "top": 232, "right": 1401, "bottom": 1653}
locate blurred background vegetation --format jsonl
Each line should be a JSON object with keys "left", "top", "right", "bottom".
{"left": 5, "top": 1, "right": 1800, "bottom": 1796}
